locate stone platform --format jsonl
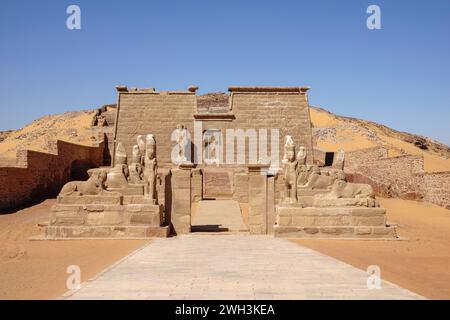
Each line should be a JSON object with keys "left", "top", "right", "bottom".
{"left": 274, "top": 206, "right": 397, "bottom": 239}
{"left": 45, "top": 195, "right": 169, "bottom": 239}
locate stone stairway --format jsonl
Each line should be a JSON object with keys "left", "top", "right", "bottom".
{"left": 191, "top": 200, "right": 249, "bottom": 232}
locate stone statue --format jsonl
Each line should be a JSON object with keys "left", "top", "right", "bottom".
{"left": 175, "top": 124, "right": 188, "bottom": 163}
{"left": 106, "top": 164, "right": 129, "bottom": 188}
{"left": 115, "top": 142, "right": 127, "bottom": 165}
{"left": 313, "top": 179, "right": 377, "bottom": 207}
{"left": 282, "top": 135, "right": 295, "bottom": 164}
{"left": 297, "top": 146, "right": 307, "bottom": 165}
{"left": 333, "top": 149, "right": 345, "bottom": 170}
{"left": 107, "top": 142, "right": 129, "bottom": 189}
{"left": 143, "top": 134, "right": 158, "bottom": 203}
{"left": 302, "top": 166, "right": 339, "bottom": 190}
{"left": 59, "top": 170, "right": 108, "bottom": 196}
{"left": 282, "top": 136, "right": 298, "bottom": 204}
{"left": 128, "top": 145, "right": 143, "bottom": 184}
{"left": 136, "top": 135, "right": 146, "bottom": 165}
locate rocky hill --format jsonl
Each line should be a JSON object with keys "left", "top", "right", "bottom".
{"left": 0, "top": 93, "right": 449, "bottom": 173}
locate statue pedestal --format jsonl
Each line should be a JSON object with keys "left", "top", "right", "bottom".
{"left": 46, "top": 198, "right": 169, "bottom": 239}
{"left": 274, "top": 206, "right": 397, "bottom": 239}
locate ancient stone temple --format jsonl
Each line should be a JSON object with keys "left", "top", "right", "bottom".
{"left": 45, "top": 85, "right": 396, "bottom": 239}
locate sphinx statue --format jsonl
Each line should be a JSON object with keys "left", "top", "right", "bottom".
{"left": 59, "top": 169, "right": 108, "bottom": 196}
{"left": 106, "top": 142, "right": 129, "bottom": 189}
{"left": 313, "top": 179, "right": 377, "bottom": 207}
{"left": 128, "top": 145, "right": 143, "bottom": 184}
{"left": 143, "top": 134, "right": 158, "bottom": 203}
{"left": 282, "top": 136, "right": 298, "bottom": 204}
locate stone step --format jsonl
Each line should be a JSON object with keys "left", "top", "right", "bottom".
{"left": 276, "top": 206, "right": 387, "bottom": 227}
{"left": 46, "top": 225, "right": 169, "bottom": 239}
{"left": 274, "top": 225, "right": 397, "bottom": 239}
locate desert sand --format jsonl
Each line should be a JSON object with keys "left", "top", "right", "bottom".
{"left": 310, "top": 108, "right": 450, "bottom": 172}
{"left": 0, "top": 110, "right": 95, "bottom": 158}
{"left": 0, "top": 199, "right": 149, "bottom": 300}
{"left": 292, "top": 198, "right": 450, "bottom": 299}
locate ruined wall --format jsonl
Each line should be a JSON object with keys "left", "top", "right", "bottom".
{"left": 349, "top": 154, "right": 424, "bottom": 200}
{"left": 345, "top": 147, "right": 388, "bottom": 174}
{"left": 423, "top": 172, "right": 450, "bottom": 209}
{"left": 0, "top": 140, "right": 105, "bottom": 211}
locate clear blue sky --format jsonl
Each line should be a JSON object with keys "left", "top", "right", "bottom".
{"left": 1, "top": 0, "right": 449, "bottom": 144}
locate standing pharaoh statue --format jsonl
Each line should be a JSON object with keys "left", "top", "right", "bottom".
{"left": 143, "top": 134, "right": 158, "bottom": 203}
{"left": 136, "top": 135, "right": 146, "bottom": 165}
{"left": 128, "top": 145, "right": 143, "bottom": 184}
{"left": 282, "top": 136, "right": 298, "bottom": 204}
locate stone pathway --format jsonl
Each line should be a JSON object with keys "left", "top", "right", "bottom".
{"left": 62, "top": 234, "right": 424, "bottom": 300}
{"left": 191, "top": 200, "right": 248, "bottom": 232}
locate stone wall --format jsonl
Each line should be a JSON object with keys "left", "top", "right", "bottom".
{"left": 114, "top": 89, "right": 196, "bottom": 167}
{"left": 114, "top": 87, "right": 313, "bottom": 168}
{"left": 227, "top": 87, "right": 313, "bottom": 165}
{"left": 346, "top": 151, "right": 450, "bottom": 209}
{"left": 0, "top": 140, "right": 105, "bottom": 211}
{"left": 423, "top": 172, "right": 450, "bottom": 209}
{"left": 348, "top": 154, "right": 424, "bottom": 200}
{"left": 345, "top": 147, "right": 388, "bottom": 174}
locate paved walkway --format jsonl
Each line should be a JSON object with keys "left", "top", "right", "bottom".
{"left": 62, "top": 234, "right": 423, "bottom": 300}
{"left": 191, "top": 200, "right": 248, "bottom": 232}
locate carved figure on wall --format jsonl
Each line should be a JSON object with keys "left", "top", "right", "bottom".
{"left": 204, "top": 131, "right": 220, "bottom": 165}
{"left": 143, "top": 134, "right": 158, "bottom": 203}
{"left": 174, "top": 124, "right": 188, "bottom": 163}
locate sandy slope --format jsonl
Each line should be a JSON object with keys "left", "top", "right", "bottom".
{"left": 0, "top": 199, "right": 149, "bottom": 299}
{"left": 0, "top": 110, "right": 95, "bottom": 158}
{"left": 310, "top": 107, "right": 450, "bottom": 172}
{"left": 292, "top": 198, "right": 450, "bottom": 299}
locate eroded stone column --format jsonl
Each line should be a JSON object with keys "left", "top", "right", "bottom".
{"left": 247, "top": 164, "right": 270, "bottom": 234}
